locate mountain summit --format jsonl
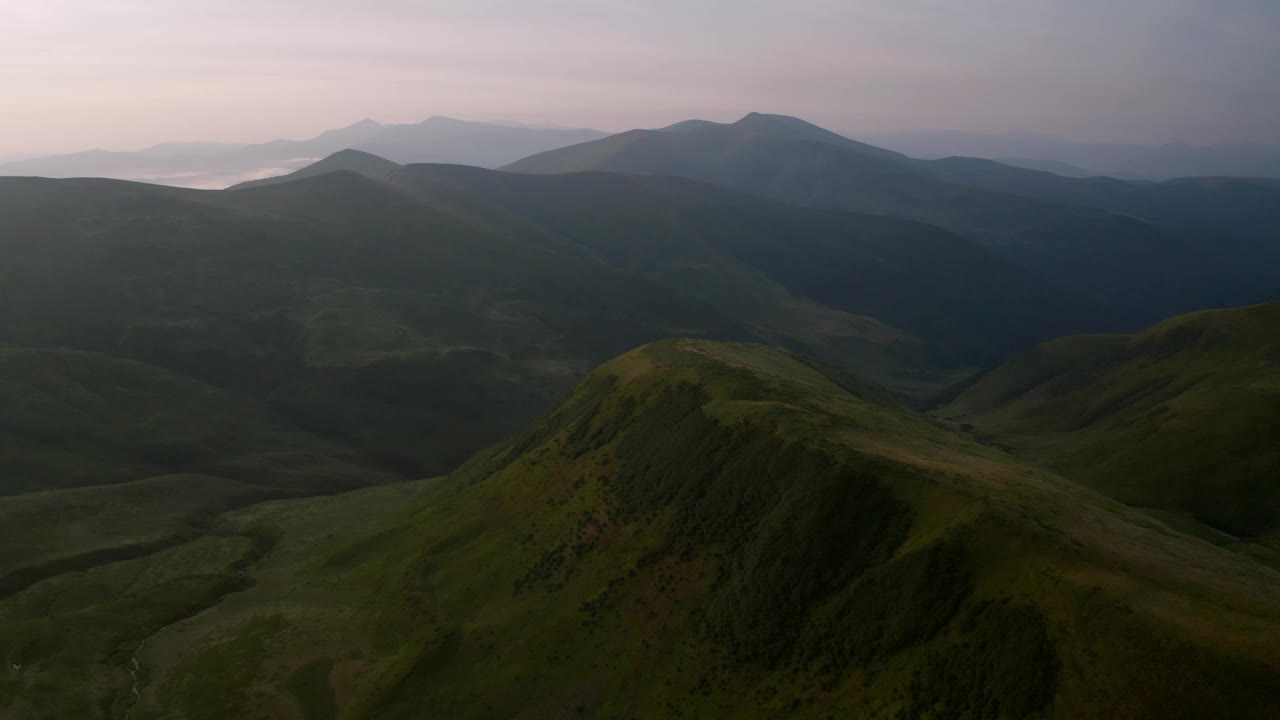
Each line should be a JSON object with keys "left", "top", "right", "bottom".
{"left": 85, "top": 339, "right": 1280, "bottom": 718}
{"left": 229, "top": 149, "right": 402, "bottom": 190}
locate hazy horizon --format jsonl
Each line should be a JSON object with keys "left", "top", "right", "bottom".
{"left": 4, "top": 0, "right": 1279, "bottom": 156}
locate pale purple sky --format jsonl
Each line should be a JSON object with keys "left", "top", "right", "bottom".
{"left": 2, "top": 0, "right": 1278, "bottom": 155}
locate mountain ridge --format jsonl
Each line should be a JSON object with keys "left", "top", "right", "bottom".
{"left": 857, "top": 129, "right": 1280, "bottom": 179}
{"left": 30, "top": 337, "right": 1274, "bottom": 719}
{"left": 0, "top": 117, "right": 609, "bottom": 188}
{"left": 942, "top": 300, "right": 1280, "bottom": 545}
{"left": 506, "top": 112, "right": 1279, "bottom": 327}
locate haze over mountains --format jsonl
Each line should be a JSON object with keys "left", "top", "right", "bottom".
{"left": 11, "top": 110, "right": 1280, "bottom": 194}
{"left": 2, "top": 108, "right": 1279, "bottom": 719}
{"left": 858, "top": 129, "right": 1280, "bottom": 180}
{"left": 0, "top": 117, "right": 606, "bottom": 189}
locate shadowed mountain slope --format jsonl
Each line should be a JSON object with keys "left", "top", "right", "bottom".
{"left": 0, "top": 166, "right": 1095, "bottom": 477}
{"left": 0, "top": 346, "right": 386, "bottom": 497}
{"left": 508, "top": 114, "right": 1277, "bottom": 325}
{"left": 923, "top": 157, "right": 1280, "bottom": 269}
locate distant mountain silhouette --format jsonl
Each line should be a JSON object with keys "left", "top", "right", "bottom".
{"left": 921, "top": 156, "right": 1280, "bottom": 272}
{"left": 0, "top": 117, "right": 607, "bottom": 189}
{"left": 991, "top": 156, "right": 1095, "bottom": 177}
{"left": 858, "top": 129, "right": 1280, "bottom": 179}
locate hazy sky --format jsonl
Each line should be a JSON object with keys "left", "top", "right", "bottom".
{"left": 2, "top": 0, "right": 1278, "bottom": 155}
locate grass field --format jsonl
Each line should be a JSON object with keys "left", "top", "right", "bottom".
{"left": 942, "top": 301, "right": 1280, "bottom": 548}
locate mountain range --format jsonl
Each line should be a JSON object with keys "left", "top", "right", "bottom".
{"left": 0, "top": 158, "right": 1103, "bottom": 480}
{"left": 1, "top": 111, "right": 1278, "bottom": 719}
{"left": 508, "top": 113, "right": 1280, "bottom": 328}
{"left": 0, "top": 117, "right": 606, "bottom": 189}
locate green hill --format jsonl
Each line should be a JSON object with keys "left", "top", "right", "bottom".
{"left": 942, "top": 301, "right": 1280, "bottom": 544}
{"left": 507, "top": 114, "right": 1276, "bottom": 325}
{"left": 11, "top": 339, "right": 1275, "bottom": 719}
{"left": 0, "top": 168, "right": 1093, "bottom": 478}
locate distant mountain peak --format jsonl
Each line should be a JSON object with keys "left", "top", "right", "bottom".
{"left": 312, "top": 118, "right": 386, "bottom": 145}
{"left": 734, "top": 111, "right": 811, "bottom": 128}
{"left": 228, "top": 149, "right": 401, "bottom": 190}
{"left": 326, "top": 147, "right": 379, "bottom": 157}
{"left": 659, "top": 119, "right": 718, "bottom": 133}
{"left": 418, "top": 115, "right": 467, "bottom": 125}
{"left": 318, "top": 148, "right": 395, "bottom": 164}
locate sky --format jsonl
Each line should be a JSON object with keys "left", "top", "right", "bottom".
{"left": 2, "top": 0, "right": 1278, "bottom": 155}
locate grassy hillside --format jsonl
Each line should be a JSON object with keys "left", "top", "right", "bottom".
{"left": 942, "top": 301, "right": 1280, "bottom": 542}
{"left": 11, "top": 339, "right": 1269, "bottom": 719}
{"left": 0, "top": 346, "right": 382, "bottom": 495}
{"left": 507, "top": 114, "right": 1276, "bottom": 325}
{"left": 0, "top": 475, "right": 269, "bottom": 599}
{"left": 0, "top": 166, "right": 1093, "bottom": 477}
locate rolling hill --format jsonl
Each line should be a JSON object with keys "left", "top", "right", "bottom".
{"left": 0, "top": 117, "right": 608, "bottom": 189}
{"left": 0, "top": 163, "right": 1098, "bottom": 480}
{"left": 507, "top": 113, "right": 1278, "bottom": 326}
{"left": 7, "top": 339, "right": 1277, "bottom": 718}
{"left": 941, "top": 301, "right": 1280, "bottom": 548}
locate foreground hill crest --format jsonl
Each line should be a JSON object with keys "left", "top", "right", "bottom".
{"left": 85, "top": 338, "right": 1280, "bottom": 719}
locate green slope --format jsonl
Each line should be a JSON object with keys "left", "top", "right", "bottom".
{"left": 942, "top": 301, "right": 1280, "bottom": 542}
{"left": 0, "top": 346, "right": 382, "bottom": 496}
{"left": 507, "top": 113, "right": 1275, "bottom": 325}
{"left": 20, "top": 339, "right": 1268, "bottom": 720}
{"left": 0, "top": 475, "right": 272, "bottom": 600}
